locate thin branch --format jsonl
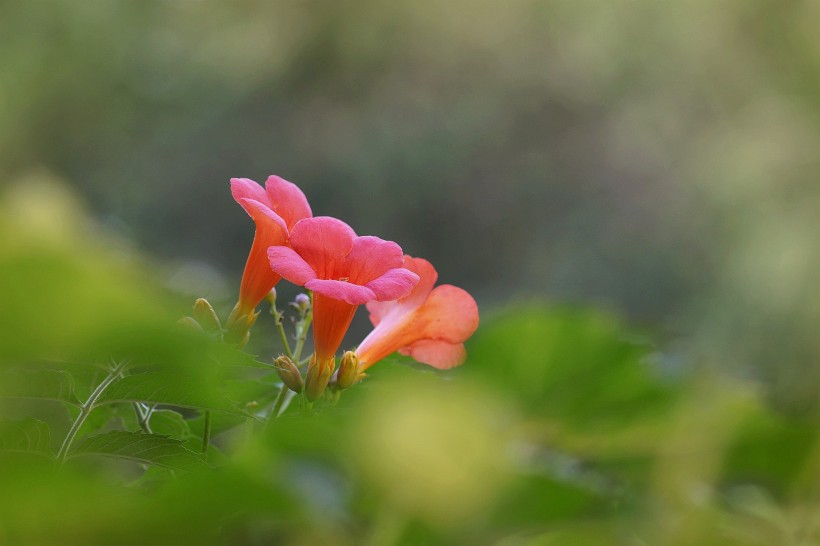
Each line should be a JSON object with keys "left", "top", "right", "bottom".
{"left": 57, "top": 360, "right": 129, "bottom": 464}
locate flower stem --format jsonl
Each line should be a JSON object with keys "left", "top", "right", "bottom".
{"left": 270, "top": 385, "right": 290, "bottom": 419}
{"left": 268, "top": 292, "right": 313, "bottom": 423}
{"left": 292, "top": 292, "right": 313, "bottom": 362}
{"left": 57, "top": 360, "right": 129, "bottom": 464}
{"left": 274, "top": 309, "right": 294, "bottom": 360}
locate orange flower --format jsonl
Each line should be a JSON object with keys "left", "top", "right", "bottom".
{"left": 356, "top": 256, "right": 479, "bottom": 370}
{"left": 228, "top": 176, "right": 312, "bottom": 325}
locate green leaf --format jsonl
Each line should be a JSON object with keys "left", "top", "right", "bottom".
{"left": 464, "top": 305, "right": 675, "bottom": 428}
{"left": 95, "top": 372, "right": 250, "bottom": 415}
{"left": 0, "top": 368, "right": 81, "bottom": 406}
{"left": 148, "top": 409, "right": 192, "bottom": 439}
{"left": 0, "top": 418, "right": 52, "bottom": 456}
{"left": 723, "top": 406, "right": 820, "bottom": 495}
{"left": 68, "top": 431, "right": 204, "bottom": 470}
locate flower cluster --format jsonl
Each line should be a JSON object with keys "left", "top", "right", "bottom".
{"left": 228, "top": 175, "right": 479, "bottom": 400}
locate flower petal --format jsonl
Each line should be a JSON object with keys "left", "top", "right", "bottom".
{"left": 265, "top": 175, "right": 313, "bottom": 229}
{"left": 306, "top": 279, "right": 376, "bottom": 305}
{"left": 233, "top": 199, "right": 289, "bottom": 314}
{"left": 311, "top": 294, "right": 359, "bottom": 362}
{"left": 357, "top": 284, "right": 479, "bottom": 368}
{"left": 237, "top": 237, "right": 282, "bottom": 316}
{"left": 240, "top": 198, "right": 288, "bottom": 234}
{"left": 398, "top": 339, "right": 467, "bottom": 369}
{"left": 268, "top": 246, "right": 317, "bottom": 286}
{"left": 365, "top": 300, "right": 394, "bottom": 328}
{"left": 231, "top": 178, "right": 270, "bottom": 214}
{"left": 399, "top": 256, "right": 438, "bottom": 307}
{"left": 365, "top": 255, "right": 437, "bottom": 326}
{"left": 414, "top": 285, "right": 480, "bottom": 342}
{"left": 366, "top": 267, "right": 419, "bottom": 301}
{"left": 289, "top": 217, "right": 356, "bottom": 278}
{"left": 344, "top": 236, "right": 405, "bottom": 285}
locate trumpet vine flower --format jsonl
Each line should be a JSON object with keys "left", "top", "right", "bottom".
{"left": 356, "top": 255, "right": 479, "bottom": 370}
{"left": 229, "top": 175, "right": 312, "bottom": 324}
{"left": 267, "top": 216, "right": 419, "bottom": 398}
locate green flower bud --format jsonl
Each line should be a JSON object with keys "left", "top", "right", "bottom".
{"left": 336, "top": 351, "right": 364, "bottom": 390}
{"left": 264, "top": 288, "right": 277, "bottom": 308}
{"left": 177, "top": 316, "right": 203, "bottom": 331}
{"left": 224, "top": 310, "right": 258, "bottom": 349}
{"left": 305, "top": 355, "right": 335, "bottom": 401}
{"left": 274, "top": 355, "right": 304, "bottom": 393}
{"left": 193, "top": 298, "right": 221, "bottom": 334}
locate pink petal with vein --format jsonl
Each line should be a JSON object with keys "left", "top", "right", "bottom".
{"left": 231, "top": 178, "right": 270, "bottom": 209}
{"left": 366, "top": 268, "right": 420, "bottom": 301}
{"left": 265, "top": 175, "right": 313, "bottom": 228}
{"left": 306, "top": 279, "right": 376, "bottom": 305}
{"left": 344, "top": 236, "right": 405, "bottom": 284}
{"left": 267, "top": 246, "right": 317, "bottom": 286}
{"left": 289, "top": 217, "right": 356, "bottom": 278}
{"left": 240, "top": 198, "right": 288, "bottom": 234}
{"left": 365, "top": 255, "right": 437, "bottom": 326}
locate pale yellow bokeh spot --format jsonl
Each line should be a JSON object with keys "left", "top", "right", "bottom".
{"left": 351, "top": 378, "right": 509, "bottom": 527}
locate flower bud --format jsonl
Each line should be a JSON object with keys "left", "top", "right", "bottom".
{"left": 274, "top": 355, "right": 303, "bottom": 393}
{"left": 264, "top": 288, "right": 277, "bottom": 308}
{"left": 336, "top": 351, "right": 364, "bottom": 390}
{"left": 224, "top": 310, "right": 259, "bottom": 348}
{"left": 305, "top": 355, "right": 335, "bottom": 401}
{"left": 294, "top": 293, "right": 310, "bottom": 310}
{"left": 177, "top": 316, "right": 203, "bottom": 331}
{"left": 193, "top": 298, "right": 222, "bottom": 334}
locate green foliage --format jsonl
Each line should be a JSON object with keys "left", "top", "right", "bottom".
{"left": 67, "top": 431, "right": 204, "bottom": 471}
{"left": 0, "top": 418, "right": 51, "bottom": 456}
{"left": 1, "top": 190, "right": 819, "bottom": 545}
{"left": 467, "top": 304, "right": 674, "bottom": 427}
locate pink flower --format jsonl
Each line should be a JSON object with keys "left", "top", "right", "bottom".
{"left": 356, "top": 256, "right": 479, "bottom": 370}
{"left": 267, "top": 217, "right": 419, "bottom": 398}
{"left": 229, "top": 176, "right": 312, "bottom": 324}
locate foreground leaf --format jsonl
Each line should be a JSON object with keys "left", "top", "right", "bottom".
{"left": 148, "top": 409, "right": 193, "bottom": 439}
{"left": 96, "top": 372, "right": 250, "bottom": 415}
{"left": 68, "top": 431, "right": 205, "bottom": 470}
{"left": 0, "top": 418, "right": 52, "bottom": 456}
{"left": 0, "top": 368, "right": 81, "bottom": 406}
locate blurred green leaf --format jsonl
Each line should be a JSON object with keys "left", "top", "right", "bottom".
{"left": 68, "top": 430, "right": 204, "bottom": 470}
{"left": 148, "top": 409, "right": 193, "bottom": 439}
{"left": 0, "top": 417, "right": 52, "bottom": 456}
{"left": 0, "top": 367, "right": 81, "bottom": 406}
{"left": 96, "top": 371, "right": 251, "bottom": 416}
{"left": 465, "top": 305, "right": 675, "bottom": 429}
{"left": 722, "top": 408, "right": 819, "bottom": 495}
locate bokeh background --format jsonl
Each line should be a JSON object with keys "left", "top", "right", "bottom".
{"left": 3, "top": 0, "right": 819, "bottom": 410}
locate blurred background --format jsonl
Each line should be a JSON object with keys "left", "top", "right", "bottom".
{"left": 1, "top": 0, "right": 819, "bottom": 409}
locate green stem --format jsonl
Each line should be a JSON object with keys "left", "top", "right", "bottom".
{"left": 270, "top": 385, "right": 290, "bottom": 420}
{"left": 201, "top": 410, "right": 212, "bottom": 455}
{"left": 274, "top": 310, "right": 294, "bottom": 360}
{"left": 268, "top": 292, "right": 313, "bottom": 424}
{"left": 292, "top": 292, "right": 313, "bottom": 362}
{"left": 132, "top": 402, "right": 153, "bottom": 434}
{"left": 57, "top": 360, "right": 129, "bottom": 464}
